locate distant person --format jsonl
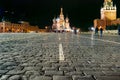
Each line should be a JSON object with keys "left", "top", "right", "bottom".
{"left": 118, "top": 26, "right": 120, "bottom": 35}
{"left": 99, "top": 26, "right": 103, "bottom": 37}
{"left": 73, "top": 27, "right": 77, "bottom": 34}
{"left": 74, "top": 27, "right": 77, "bottom": 34}
{"left": 95, "top": 27, "right": 99, "bottom": 36}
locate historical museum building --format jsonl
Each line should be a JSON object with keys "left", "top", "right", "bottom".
{"left": 52, "top": 8, "right": 71, "bottom": 32}
{"left": 0, "top": 21, "right": 41, "bottom": 33}
{"left": 94, "top": 0, "right": 120, "bottom": 30}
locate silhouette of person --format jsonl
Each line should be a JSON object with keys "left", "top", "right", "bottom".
{"left": 118, "top": 26, "right": 120, "bottom": 35}
{"left": 99, "top": 26, "right": 103, "bottom": 37}
{"left": 95, "top": 27, "right": 99, "bottom": 35}
{"left": 73, "top": 27, "right": 77, "bottom": 34}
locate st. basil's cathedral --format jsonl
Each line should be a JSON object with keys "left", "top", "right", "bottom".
{"left": 52, "top": 8, "right": 72, "bottom": 32}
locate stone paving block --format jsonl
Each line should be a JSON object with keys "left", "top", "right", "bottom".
{"left": 53, "top": 75, "right": 72, "bottom": 80}
{"left": 100, "top": 63, "right": 115, "bottom": 68}
{"left": 85, "top": 64, "right": 101, "bottom": 68}
{"left": 0, "top": 65, "right": 8, "bottom": 70}
{"left": 37, "top": 62, "right": 53, "bottom": 67}
{"left": 25, "top": 70, "right": 41, "bottom": 78}
{"left": 103, "top": 71, "right": 120, "bottom": 76}
{"left": 92, "top": 67, "right": 111, "bottom": 71}
{"left": 49, "top": 59, "right": 59, "bottom": 63}
{"left": 0, "top": 75, "right": 10, "bottom": 80}
{"left": 58, "top": 62, "right": 69, "bottom": 67}
{"left": 3, "top": 61, "right": 18, "bottom": 67}
{"left": 6, "top": 69, "right": 25, "bottom": 75}
{"left": 59, "top": 67, "right": 75, "bottom": 72}
{"left": 6, "top": 65, "right": 24, "bottom": 74}
{"left": 96, "top": 76, "right": 120, "bottom": 80}
{"left": 0, "top": 61, "right": 4, "bottom": 65}
{"left": 35, "top": 63, "right": 44, "bottom": 67}
{"left": 72, "top": 75, "right": 95, "bottom": 80}
{"left": 0, "top": 70, "right": 8, "bottom": 75}
{"left": 83, "top": 71, "right": 105, "bottom": 76}
{"left": 111, "top": 67, "right": 120, "bottom": 72}
{"left": 8, "top": 75, "right": 22, "bottom": 80}
{"left": 42, "top": 66, "right": 58, "bottom": 71}
{"left": 22, "top": 76, "right": 28, "bottom": 80}
{"left": 70, "top": 63, "right": 85, "bottom": 67}
{"left": 75, "top": 67, "right": 94, "bottom": 71}
{"left": 45, "top": 70, "right": 63, "bottom": 76}
{"left": 21, "top": 63, "right": 33, "bottom": 67}
{"left": 30, "top": 76, "right": 52, "bottom": 80}
{"left": 65, "top": 71, "right": 83, "bottom": 76}
{"left": 24, "top": 66, "right": 40, "bottom": 71}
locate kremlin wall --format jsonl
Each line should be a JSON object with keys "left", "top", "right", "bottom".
{"left": 94, "top": 0, "right": 120, "bottom": 30}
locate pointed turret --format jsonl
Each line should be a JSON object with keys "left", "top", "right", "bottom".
{"left": 65, "top": 16, "right": 69, "bottom": 23}
{"left": 59, "top": 7, "right": 64, "bottom": 21}
{"left": 60, "top": 8, "right": 63, "bottom": 16}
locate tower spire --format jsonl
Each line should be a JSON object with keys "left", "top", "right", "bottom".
{"left": 60, "top": 8, "right": 63, "bottom": 15}
{"left": 59, "top": 7, "right": 64, "bottom": 20}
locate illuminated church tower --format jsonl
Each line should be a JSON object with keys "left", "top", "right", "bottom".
{"left": 101, "top": 0, "right": 116, "bottom": 20}
{"left": 59, "top": 8, "right": 65, "bottom": 29}
{"left": 52, "top": 8, "right": 71, "bottom": 31}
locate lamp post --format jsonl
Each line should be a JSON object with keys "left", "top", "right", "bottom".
{"left": 2, "top": 11, "right": 8, "bottom": 33}
{"left": 2, "top": 10, "right": 14, "bottom": 33}
{"left": 3, "top": 21, "right": 5, "bottom": 32}
{"left": 2, "top": 17, "right": 5, "bottom": 32}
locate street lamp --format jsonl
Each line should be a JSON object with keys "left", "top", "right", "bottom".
{"left": 1, "top": 10, "right": 13, "bottom": 32}
{"left": 2, "top": 17, "right": 5, "bottom": 32}
{"left": 1, "top": 11, "right": 9, "bottom": 33}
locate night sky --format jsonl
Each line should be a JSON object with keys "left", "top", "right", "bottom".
{"left": 0, "top": 0, "right": 120, "bottom": 30}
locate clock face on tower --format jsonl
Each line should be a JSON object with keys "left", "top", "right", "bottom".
{"left": 107, "top": 2, "right": 112, "bottom": 6}
{"left": 105, "top": 0, "right": 112, "bottom": 2}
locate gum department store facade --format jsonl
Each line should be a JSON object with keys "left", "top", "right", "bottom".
{"left": 94, "top": 0, "right": 120, "bottom": 30}
{"left": 0, "top": 21, "right": 42, "bottom": 33}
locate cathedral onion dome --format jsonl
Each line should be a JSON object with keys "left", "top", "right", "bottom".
{"left": 53, "top": 17, "right": 56, "bottom": 23}
{"left": 56, "top": 17, "right": 60, "bottom": 22}
{"left": 65, "top": 17, "right": 69, "bottom": 22}
{"left": 66, "top": 17, "right": 69, "bottom": 20}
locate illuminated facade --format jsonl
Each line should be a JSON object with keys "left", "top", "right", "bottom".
{"left": 0, "top": 21, "right": 40, "bottom": 33}
{"left": 101, "top": 0, "right": 116, "bottom": 20}
{"left": 94, "top": 0, "right": 120, "bottom": 30}
{"left": 52, "top": 8, "right": 71, "bottom": 31}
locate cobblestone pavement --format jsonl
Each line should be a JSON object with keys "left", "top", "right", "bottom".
{"left": 0, "top": 33, "right": 120, "bottom": 80}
